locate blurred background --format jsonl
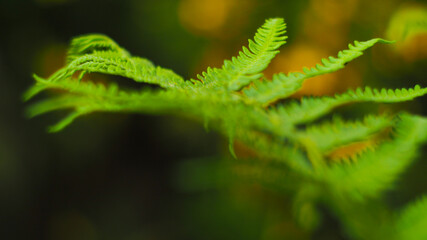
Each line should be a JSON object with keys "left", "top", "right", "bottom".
{"left": 0, "top": 0, "right": 426, "bottom": 239}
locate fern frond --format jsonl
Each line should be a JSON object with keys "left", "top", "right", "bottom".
{"left": 23, "top": 17, "right": 427, "bottom": 239}
{"left": 195, "top": 18, "right": 287, "bottom": 90}
{"left": 24, "top": 74, "right": 195, "bottom": 131}
{"left": 26, "top": 95, "right": 89, "bottom": 118}
{"left": 327, "top": 197, "right": 394, "bottom": 240}
{"left": 396, "top": 196, "right": 427, "bottom": 240}
{"left": 48, "top": 111, "right": 89, "bottom": 133}
{"left": 322, "top": 114, "right": 427, "bottom": 201}
{"left": 26, "top": 74, "right": 132, "bottom": 101}
{"left": 244, "top": 38, "right": 394, "bottom": 106}
{"left": 63, "top": 51, "right": 187, "bottom": 89}
{"left": 297, "top": 115, "right": 392, "bottom": 153}
{"left": 271, "top": 85, "right": 427, "bottom": 125}
{"left": 233, "top": 127, "right": 313, "bottom": 176}
{"left": 25, "top": 75, "right": 268, "bottom": 133}
{"left": 326, "top": 138, "right": 381, "bottom": 163}
{"left": 67, "top": 34, "right": 130, "bottom": 63}
{"left": 26, "top": 91, "right": 191, "bottom": 132}
{"left": 40, "top": 34, "right": 190, "bottom": 90}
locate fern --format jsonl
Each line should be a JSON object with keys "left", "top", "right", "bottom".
{"left": 67, "top": 34, "right": 131, "bottom": 62}
{"left": 270, "top": 85, "right": 427, "bottom": 125}
{"left": 322, "top": 114, "right": 427, "bottom": 201}
{"left": 50, "top": 34, "right": 188, "bottom": 90}
{"left": 243, "top": 38, "right": 394, "bottom": 106}
{"left": 298, "top": 114, "right": 392, "bottom": 153}
{"left": 194, "top": 18, "right": 287, "bottom": 90}
{"left": 24, "top": 18, "right": 427, "bottom": 239}
{"left": 396, "top": 196, "right": 427, "bottom": 240}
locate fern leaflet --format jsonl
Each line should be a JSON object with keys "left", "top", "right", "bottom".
{"left": 271, "top": 85, "right": 427, "bottom": 125}
{"left": 244, "top": 38, "right": 394, "bottom": 106}
{"left": 297, "top": 115, "right": 392, "bottom": 153}
{"left": 195, "top": 18, "right": 287, "bottom": 90}
{"left": 322, "top": 114, "right": 427, "bottom": 201}
{"left": 397, "top": 196, "right": 427, "bottom": 240}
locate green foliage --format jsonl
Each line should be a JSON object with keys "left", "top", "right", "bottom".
{"left": 397, "top": 196, "right": 427, "bottom": 240}
{"left": 195, "top": 18, "right": 287, "bottom": 90}
{"left": 323, "top": 114, "right": 427, "bottom": 200}
{"left": 25, "top": 18, "right": 427, "bottom": 239}
{"left": 243, "top": 38, "right": 395, "bottom": 106}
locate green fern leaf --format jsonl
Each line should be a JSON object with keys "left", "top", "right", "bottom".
{"left": 244, "top": 38, "right": 394, "bottom": 106}
{"left": 44, "top": 34, "right": 190, "bottom": 90}
{"left": 66, "top": 34, "right": 130, "bottom": 63}
{"left": 396, "top": 196, "right": 427, "bottom": 240}
{"left": 233, "top": 127, "right": 313, "bottom": 176}
{"left": 297, "top": 115, "right": 392, "bottom": 153}
{"left": 66, "top": 51, "right": 187, "bottom": 89}
{"left": 271, "top": 85, "right": 427, "bottom": 125}
{"left": 23, "top": 17, "right": 427, "bottom": 240}
{"left": 322, "top": 114, "right": 427, "bottom": 201}
{"left": 25, "top": 74, "right": 132, "bottom": 101}
{"left": 24, "top": 74, "right": 192, "bottom": 131}
{"left": 195, "top": 18, "right": 287, "bottom": 90}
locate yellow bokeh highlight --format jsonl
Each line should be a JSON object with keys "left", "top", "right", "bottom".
{"left": 179, "top": 0, "right": 232, "bottom": 36}
{"left": 178, "top": 0, "right": 254, "bottom": 38}
{"left": 397, "top": 34, "right": 427, "bottom": 62}
{"left": 302, "top": 0, "right": 359, "bottom": 48}
{"left": 311, "top": 0, "right": 359, "bottom": 26}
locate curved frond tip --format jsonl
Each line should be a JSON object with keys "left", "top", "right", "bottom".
{"left": 67, "top": 34, "right": 130, "bottom": 63}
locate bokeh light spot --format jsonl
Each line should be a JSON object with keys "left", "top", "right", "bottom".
{"left": 178, "top": 0, "right": 232, "bottom": 36}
